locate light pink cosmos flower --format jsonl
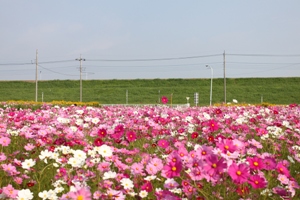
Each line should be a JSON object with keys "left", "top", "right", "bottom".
{"left": 278, "top": 174, "right": 289, "bottom": 185}
{"left": 149, "top": 157, "right": 164, "bottom": 171}
{"left": 146, "top": 163, "right": 159, "bottom": 175}
{"left": 131, "top": 162, "right": 144, "bottom": 175}
{"left": 65, "top": 186, "right": 92, "bottom": 200}
{"left": 0, "top": 152, "right": 6, "bottom": 161}
{"left": 2, "top": 163, "right": 19, "bottom": 176}
{"left": 24, "top": 143, "right": 35, "bottom": 151}
{"left": 0, "top": 136, "right": 11, "bottom": 146}
{"left": 2, "top": 184, "right": 18, "bottom": 199}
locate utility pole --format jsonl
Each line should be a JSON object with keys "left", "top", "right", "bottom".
{"left": 76, "top": 55, "right": 85, "bottom": 102}
{"left": 35, "top": 49, "right": 38, "bottom": 102}
{"left": 223, "top": 51, "right": 226, "bottom": 103}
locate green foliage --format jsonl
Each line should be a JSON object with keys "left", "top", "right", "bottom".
{"left": 0, "top": 78, "right": 299, "bottom": 105}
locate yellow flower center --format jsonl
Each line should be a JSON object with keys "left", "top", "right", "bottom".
{"left": 236, "top": 170, "right": 241, "bottom": 175}
{"left": 225, "top": 145, "right": 229, "bottom": 149}
{"left": 254, "top": 162, "right": 259, "bottom": 166}
{"left": 212, "top": 163, "right": 217, "bottom": 168}
{"left": 255, "top": 181, "right": 259, "bottom": 185}
{"left": 172, "top": 166, "right": 177, "bottom": 171}
{"left": 77, "top": 196, "right": 84, "bottom": 200}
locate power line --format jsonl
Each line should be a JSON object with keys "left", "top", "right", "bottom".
{"left": 38, "top": 65, "right": 78, "bottom": 77}
{"left": 0, "top": 59, "right": 75, "bottom": 66}
{"left": 86, "top": 54, "right": 222, "bottom": 62}
{"left": 227, "top": 53, "right": 300, "bottom": 57}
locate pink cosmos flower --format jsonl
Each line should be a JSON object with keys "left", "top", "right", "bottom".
{"left": 195, "top": 145, "right": 213, "bottom": 160}
{"left": 155, "top": 190, "right": 181, "bottom": 200}
{"left": 67, "top": 186, "right": 92, "bottom": 200}
{"left": 228, "top": 162, "right": 250, "bottom": 184}
{"left": 13, "top": 177, "right": 23, "bottom": 184}
{"left": 149, "top": 157, "right": 164, "bottom": 171}
{"left": 131, "top": 162, "right": 144, "bottom": 175}
{"left": 146, "top": 163, "right": 159, "bottom": 175}
{"left": 164, "top": 178, "right": 179, "bottom": 189}
{"left": 248, "top": 174, "right": 267, "bottom": 189}
{"left": 2, "top": 184, "right": 18, "bottom": 198}
{"left": 2, "top": 163, "right": 19, "bottom": 176}
{"left": 0, "top": 153, "right": 6, "bottom": 161}
{"left": 0, "top": 136, "right": 11, "bottom": 146}
{"left": 217, "top": 138, "right": 237, "bottom": 153}
{"left": 24, "top": 143, "right": 35, "bottom": 151}
{"left": 278, "top": 174, "right": 289, "bottom": 185}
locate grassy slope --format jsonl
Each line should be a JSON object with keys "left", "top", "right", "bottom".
{"left": 0, "top": 78, "right": 299, "bottom": 106}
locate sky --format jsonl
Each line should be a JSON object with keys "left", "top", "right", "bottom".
{"left": 1, "top": 1, "right": 300, "bottom": 80}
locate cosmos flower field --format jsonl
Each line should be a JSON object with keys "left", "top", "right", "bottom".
{"left": 0, "top": 101, "right": 299, "bottom": 199}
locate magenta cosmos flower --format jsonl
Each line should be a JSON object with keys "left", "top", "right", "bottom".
{"left": 157, "top": 139, "right": 169, "bottom": 149}
{"left": 126, "top": 131, "right": 137, "bottom": 142}
{"left": 162, "top": 159, "right": 183, "bottom": 178}
{"left": 247, "top": 156, "right": 265, "bottom": 170}
{"left": 207, "top": 119, "right": 219, "bottom": 132}
{"left": 248, "top": 174, "right": 267, "bottom": 189}
{"left": 204, "top": 154, "right": 227, "bottom": 177}
{"left": 161, "top": 96, "right": 168, "bottom": 104}
{"left": 228, "top": 162, "right": 250, "bottom": 184}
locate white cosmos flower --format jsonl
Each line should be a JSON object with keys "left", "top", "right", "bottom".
{"left": 21, "top": 159, "right": 36, "bottom": 170}
{"left": 97, "top": 144, "right": 113, "bottom": 157}
{"left": 68, "top": 157, "right": 84, "bottom": 168}
{"left": 75, "top": 119, "right": 83, "bottom": 126}
{"left": 103, "top": 171, "right": 117, "bottom": 180}
{"left": 84, "top": 116, "right": 92, "bottom": 122}
{"left": 91, "top": 117, "right": 100, "bottom": 124}
{"left": 57, "top": 117, "right": 70, "bottom": 124}
{"left": 120, "top": 178, "right": 134, "bottom": 189}
{"left": 76, "top": 110, "right": 84, "bottom": 114}
{"left": 47, "top": 189, "right": 58, "bottom": 200}
{"left": 38, "top": 191, "right": 49, "bottom": 200}
{"left": 54, "top": 186, "right": 64, "bottom": 193}
{"left": 72, "top": 149, "right": 87, "bottom": 161}
{"left": 39, "top": 150, "right": 52, "bottom": 163}
{"left": 70, "top": 126, "right": 78, "bottom": 132}
{"left": 139, "top": 190, "right": 148, "bottom": 198}
{"left": 144, "top": 175, "right": 157, "bottom": 181}
{"left": 17, "top": 189, "right": 33, "bottom": 200}
{"left": 232, "top": 99, "right": 238, "bottom": 103}
{"left": 59, "top": 145, "right": 71, "bottom": 155}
